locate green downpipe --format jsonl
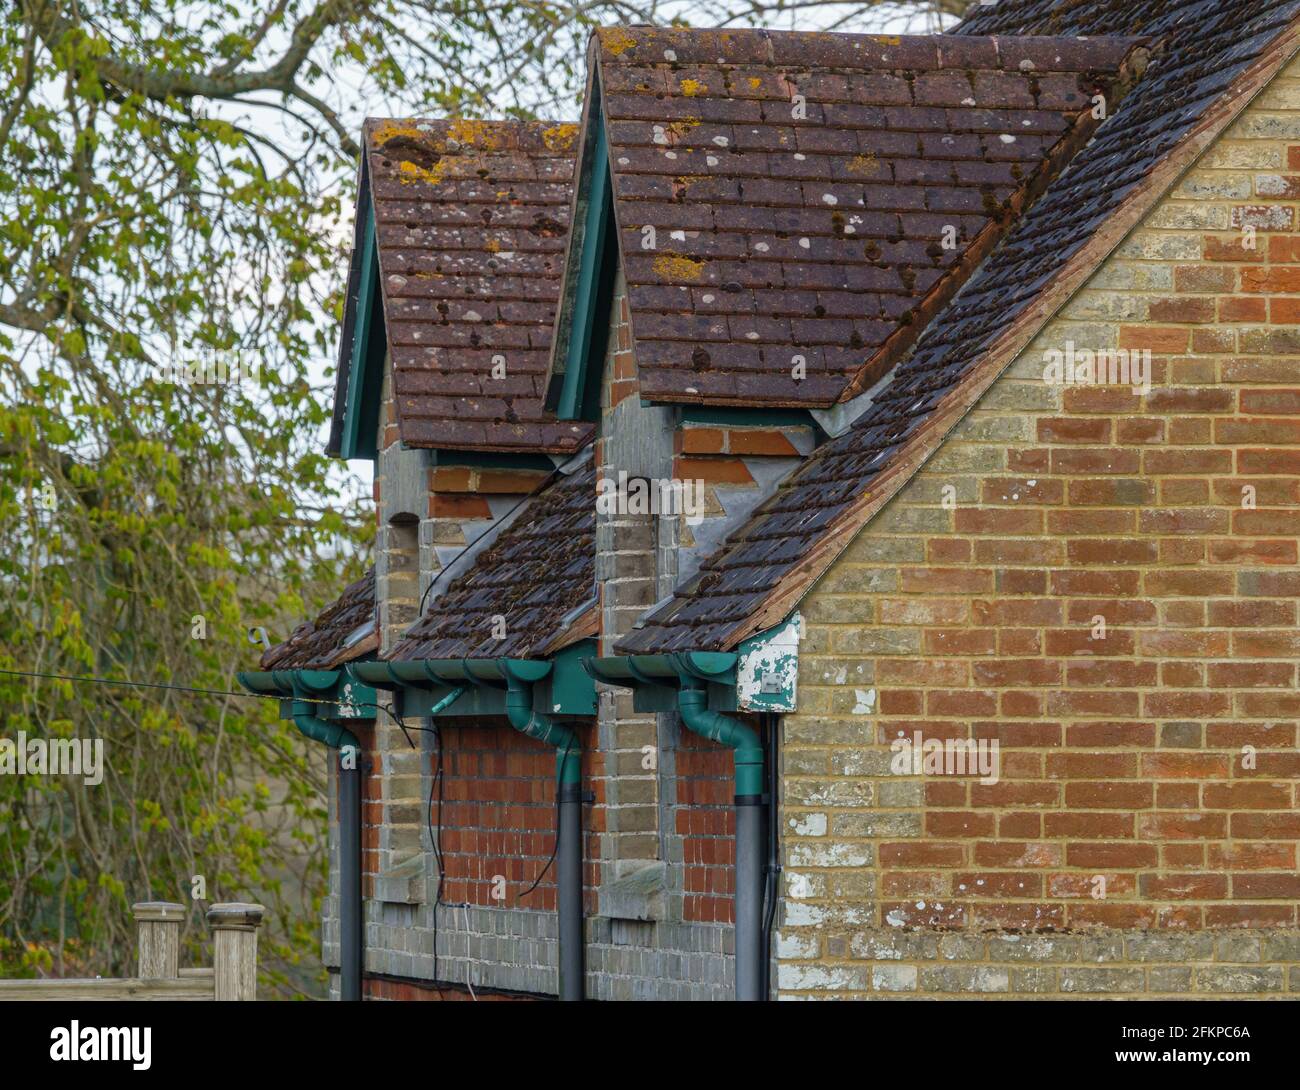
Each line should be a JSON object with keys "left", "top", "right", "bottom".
{"left": 503, "top": 675, "right": 583, "bottom": 1001}
{"left": 504, "top": 680, "right": 581, "bottom": 785}
{"left": 289, "top": 698, "right": 360, "bottom": 752}
{"left": 676, "top": 686, "right": 763, "bottom": 796}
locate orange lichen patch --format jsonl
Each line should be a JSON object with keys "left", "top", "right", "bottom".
{"left": 396, "top": 158, "right": 447, "bottom": 186}
{"left": 870, "top": 35, "right": 902, "bottom": 45}
{"left": 652, "top": 254, "right": 706, "bottom": 281}
{"left": 846, "top": 153, "right": 879, "bottom": 175}
{"left": 601, "top": 27, "right": 638, "bottom": 56}
{"left": 679, "top": 78, "right": 705, "bottom": 97}
{"left": 671, "top": 175, "right": 699, "bottom": 199}
{"left": 446, "top": 118, "right": 503, "bottom": 151}
{"left": 370, "top": 120, "right": 451, "bottom": 185}
{"left": 747, "top": 77, "right": 762, "bottom": 89}
{"left": 485, "top": 239, "right": 501, "bottom": 253}
{"left": 370, "top": 120, "right": 431, "bottom": 147}
{"left": 542, "top": 123, "right": 579, "bottom": 152}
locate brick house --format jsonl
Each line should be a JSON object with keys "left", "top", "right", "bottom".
{"left": 247, "top": 0, "right": 1300, "bottom": 1000}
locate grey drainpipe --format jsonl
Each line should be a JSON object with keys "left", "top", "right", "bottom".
{"left": 501, "top": 664, "right": 584, "bottom": 1001}
{"left": 675, "top": 683, "right": 766, "bottom": 1001}
{"left": 288, "top": 696, "right": 363, "bottom": 1002}
{"left": 760, "top": 712, "right": 781, "bottom": 999}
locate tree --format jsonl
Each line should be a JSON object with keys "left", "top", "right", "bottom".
{"left": 0, "top": 0, "right": 960, "bottom": 994}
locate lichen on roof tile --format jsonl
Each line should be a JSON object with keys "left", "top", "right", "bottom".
{"left": 619, "top": 1, "right": 1300, "bottom": 654}
{"left": 362, "top": 118, "right": 593, "bottom": 453}
{"left": 590, "top": 26, "right": 1143, "bottom": 409}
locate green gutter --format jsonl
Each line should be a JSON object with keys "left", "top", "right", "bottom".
{"left": 350, "top": 657, "right": 584, "bottom": 781}
{"left": 290, "top": 670, "right": 361, "bottom": 751}
{"left": 584, "top": 650, "right": 760, "bottom": 789}
{"left": 347, "top": 649, "right": 596, "bottom": 717}
{"left": 585, "top": 652, "right": 737, "bottom": 712}
{"left": 238, "top": 668, "right": 377, "bottom": 735}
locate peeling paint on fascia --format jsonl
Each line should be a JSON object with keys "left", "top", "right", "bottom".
{"left": 737, "top": 612, "right": 802, "bottom": 712}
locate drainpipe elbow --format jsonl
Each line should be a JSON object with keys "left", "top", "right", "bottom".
{"left": 505, "top": 679, "right": 580, "bottom": 784}
{"left": 290, "top": 698, "right": 359, "bottom": 754}
{"left": 676, "top": 686, "right": 763, "bottom": 797}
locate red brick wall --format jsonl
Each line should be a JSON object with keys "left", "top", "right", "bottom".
{"left": 434, "top": 719, "right": 601, "bottom": 911}
{"left": 350, "top": 724, "right": 381, "bottom": 895}
{"left": 778, "top": 81, "right": 1300, "bottom": 994}
{"left": 787, "top": 117, "right": 1300, "bottom": 938}
{"left": 678, "top": 737, "right": 736, "bottom": 923}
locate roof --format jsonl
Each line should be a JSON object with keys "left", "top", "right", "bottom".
{"left": 344, "top": 118, "right": 594, "bottom": 453}
{"left": 260, "top": 568, "right": 378, "bottom": 669}
{"left": 619, "top": 0, "right": 1300, "bottom": 653}
{"left": 584, "top": 26, "right": 1142, "bottom": 407}
{"left": 386, "top": 456, "right": 597, "bottom": 660}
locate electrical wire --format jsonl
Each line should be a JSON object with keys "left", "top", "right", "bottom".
{"left": 0, "top": 660, "right": 442, "bottom": 747}
{"left": 0, "top": 665, "right": 340, "bottom": 706}
{"left": 515, "top": 733, "right": 573, "bottom": 902}
{"left": 0, "top": 661, "right": 560, "bottom": 989}
{"left": 416, "top": 465, "right": 561, "bottom": 619}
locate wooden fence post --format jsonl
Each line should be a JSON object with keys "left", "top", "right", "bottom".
{"left": 206, "top": 902, "right": 265, "bottom": 1000}
{"left": 132, "top": 901, "right": 184, "bottom": 979}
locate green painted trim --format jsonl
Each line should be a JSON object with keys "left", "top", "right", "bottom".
{"left": 236, "top": 668, "right": 378, "bottom": 723}
{"left": 737, "top": 614, "right": 802, "bottom": 713}
{"left": 584, "top": 651, "right": 740, "bottom": 713}
{"left": 550, "top": 640, "right": 598, "bottom": 716}
{"left": 339, "top": 211, "right": 384, "bottom": 460}
{"left": 556, "top": 119, "right": 612, "bottom": 422}
{"left": 346, "top": 644, "right": 597, "bottom": 718}
{"left": 586, "top": 652, "right": 736, "bottom": 683}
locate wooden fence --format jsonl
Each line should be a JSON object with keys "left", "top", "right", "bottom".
{"left": 0, "top": 901, "right": 265, "bottom": 1001}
